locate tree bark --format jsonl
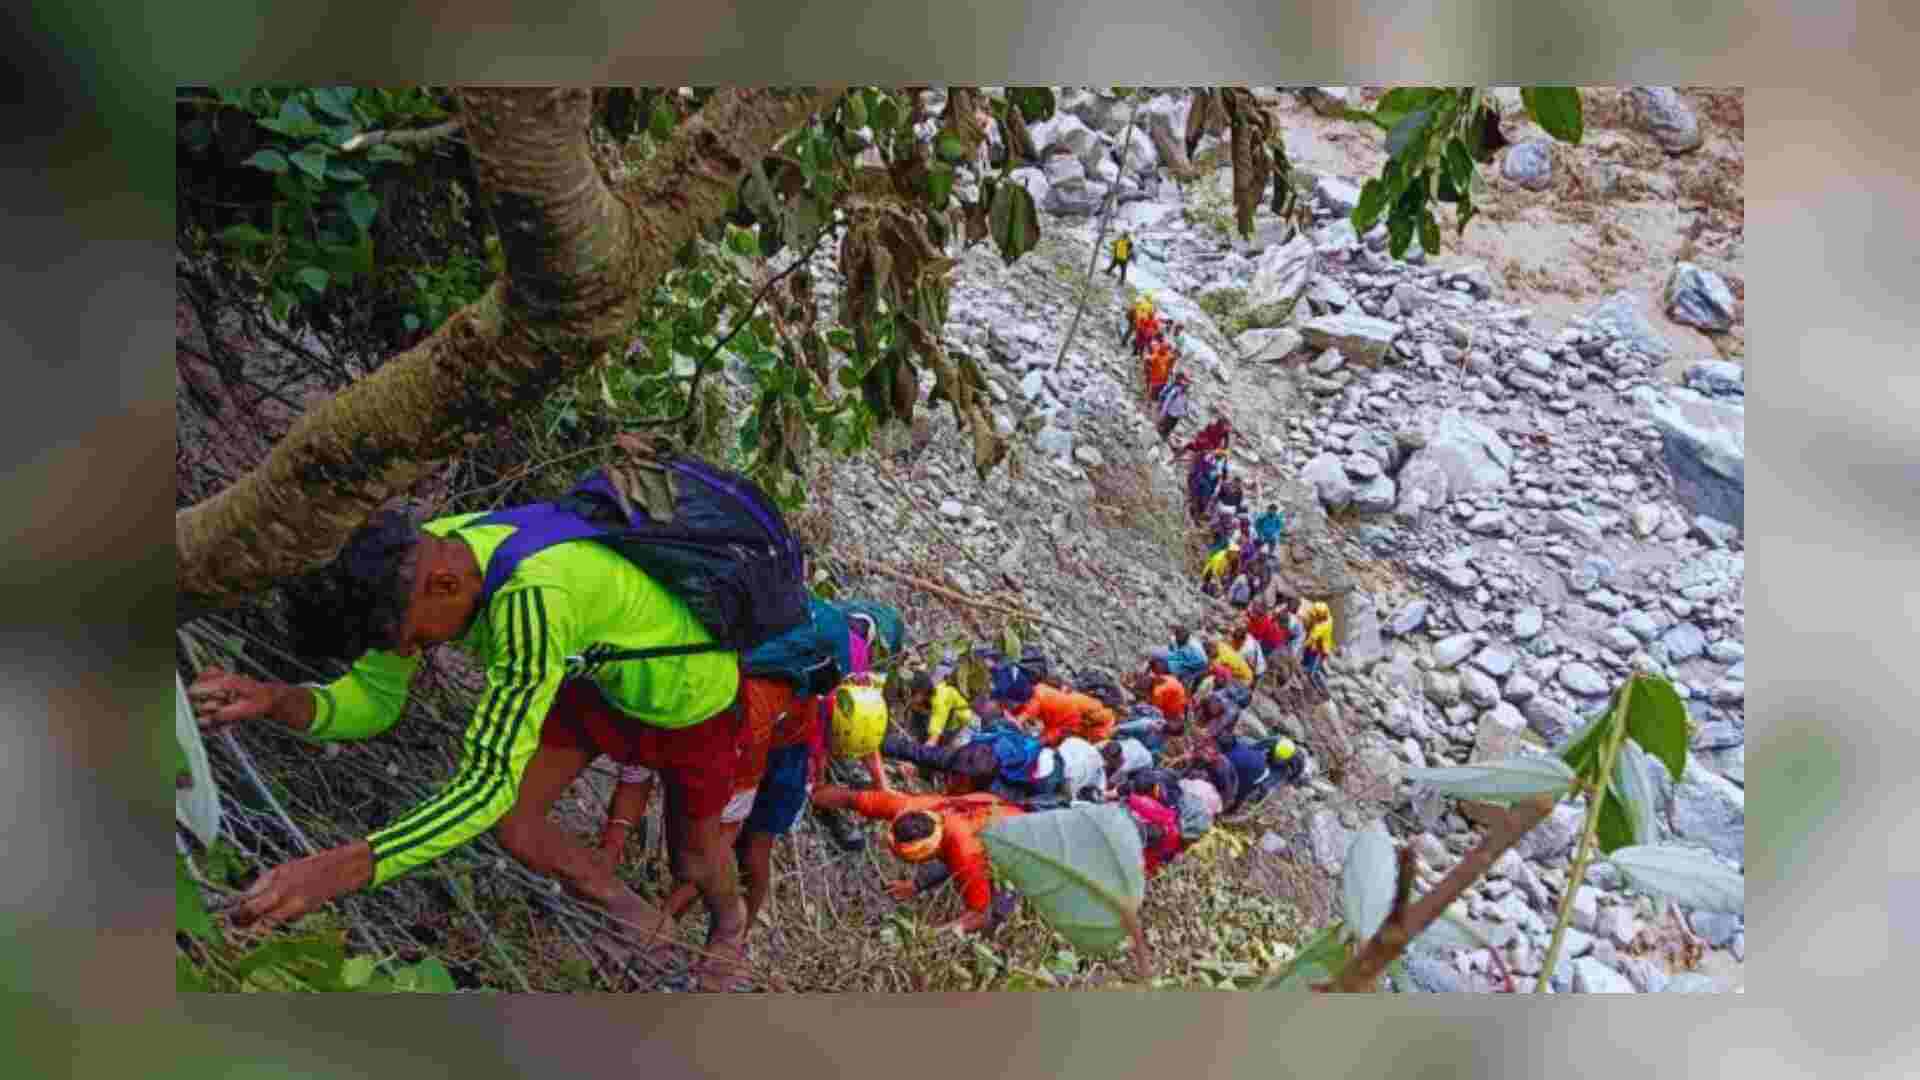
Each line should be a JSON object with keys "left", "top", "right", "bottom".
{"left": 176, "top": 87, "right": 835, "bottom": 619}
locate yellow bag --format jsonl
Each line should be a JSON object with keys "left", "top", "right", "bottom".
{"left": 830, "top": 679, "right": 889, "bottom": 760}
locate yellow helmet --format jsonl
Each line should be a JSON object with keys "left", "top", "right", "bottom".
{"left": 1271, "top": 737, "right": 1297, "bottom": 763}
{"left": 829, "top": 679, "right": 888, "bottom": 759}
{"left": 1309, "top": 602, "right": 1331, "bottom": 622}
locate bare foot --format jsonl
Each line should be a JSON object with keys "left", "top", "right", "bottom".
{"left": 604, "top": 891, "right": 679, "bottom": 970}
{"left": 692, "top": 923, "right": 751, "bottom": 993}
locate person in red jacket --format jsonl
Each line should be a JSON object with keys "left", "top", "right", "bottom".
{"left": 1247, "top": 601, "right": 1289, "bottom": 657}
{"left": 1179, "top": 411, "right": 1234, "bottom": 459}
{"left": 809, "top": 786, "right": 1023, "bottom": 932}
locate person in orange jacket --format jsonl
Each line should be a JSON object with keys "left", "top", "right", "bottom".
{"left": 1016, "top": 684, "right": 1114, "bottom": 747}
{"left": 1144, "top": 336, "right": 1175, "bottom": 402}
{"left": 808, "top": 786, "right": 1024, "bottom": 933}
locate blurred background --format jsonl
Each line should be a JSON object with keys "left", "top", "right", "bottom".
{"left": 7, "top": 0, "right": 1913, "bottom": 1073}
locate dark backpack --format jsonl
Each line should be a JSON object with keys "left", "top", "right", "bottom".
{"left": 1017, "top": 645, "right": 1051, "bottom": 685}
{"left": 969, "top": 726, "right": 1044, "bottom": 789}
{"left": 990, "top": 662, "right": 1036, "bottom": 707}
{"left": 742, "top": 594, "right": 851, "bottom": 695}
{"left": 474, "top": 458, "right": 807, "bottom": 669}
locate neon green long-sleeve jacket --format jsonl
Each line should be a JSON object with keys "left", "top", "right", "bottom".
{"left": 304, "top": 513, "right": 740, "bottom": 887}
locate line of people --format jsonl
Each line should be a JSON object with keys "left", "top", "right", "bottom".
{"left": 183, "top": 448, "right": 1319, "bottom": 991}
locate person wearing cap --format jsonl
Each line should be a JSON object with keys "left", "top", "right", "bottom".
{"left": 807, "top": 786, "right": 1025, "bottom": 932}
{"left": 184, "top": 505, "right": 752, "bottom": 989}
{"left": 1218, "top": 735, "right": 1308, "bottom": 815}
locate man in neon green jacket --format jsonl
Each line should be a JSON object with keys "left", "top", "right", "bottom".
{"left": 188, "top": 508, "right": 750, "bottom": 987}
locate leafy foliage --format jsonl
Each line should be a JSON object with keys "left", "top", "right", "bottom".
{"left": 1344, "top": 87, "right": 1585, "bottom": 258}
{"left": 979, "top": 805, "right": 1146, "bottom": 956}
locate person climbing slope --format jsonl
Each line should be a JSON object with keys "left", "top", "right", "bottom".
{"left": 808, "top": 786, "right": 1024, "bottom": 934}
{"left": 1015, "top": 682, "right": 1116, "bottom": 747}
{"left": 1144, "top": 335, "right": 1175, "bottom": 404}
{"left": 1155, "top": 371, "right": 1191, "bottom": 447}
{"left": 1302, "top": 601, "right": 1336, "bottom": 693}
{"left": 188, "top": 467, "right": 788, "bottom": 990}
{"left": 1253, "top": 502, "right": 1286, "bottom": 558}
{"left": 908, "top": 671, "right": 976, "bottom": 749}
{"left": 1106, "top": 230, "right": 1134, "bottom": 283}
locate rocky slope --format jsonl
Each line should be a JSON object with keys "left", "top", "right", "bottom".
{"left": 757, "top": 86, "right": 1746, "bottom": 993}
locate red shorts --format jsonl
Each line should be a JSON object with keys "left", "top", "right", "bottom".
{"left": 539, "top": 680, "right": 742, "bottom": 820}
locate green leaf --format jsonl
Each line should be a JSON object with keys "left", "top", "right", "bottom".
{"left": 1444, "top": 137, "right": 1475, "bottom": 196}
{"left": 979, "top": 805, "right": 1145, "bottom": 956}
{"left": 844, "top": 92, "right": 868, "bottom": 131}
{"left": 218, "top": 223, "right": 271, "bottom": 251}
{"left": 1520, "top": 86, "right": 1583, "bottom": 144}
{"left": 326, "top": 161, "right": 365, "bottom": 184}
{"left": 1007, "top": 87, "right": 1056, "bottom": 123}
{"left": 726, "top": 224, "right": 760, "bottom": 257}
{"left": 243, "top": 148, "right": 289, "bottom": 174}
{"left": 1419, "top": 209, "right": 1441, "bottom": 260}
{"left": 1001, "top": 625, "right": 1022, "bottom": 661}
{"left": 1385, "top": 107, "right": 1434, "bottom": 162}
{"left": 1387, "top": 179, "right": 1424, "bottom": 258}
{"left": 649, "top": 99, "right": 677, "bottom": 140}
{"left": 175, "top": 675, "right": 221, "bottom": 847}
{"left": 1593, "top": 785, "right": 1635, "bottom": 855}
{"left": 259, "top": 98, "right": 324, "bottom": 138}
{"left": 296, "top": 266, "right": 330, "bottom": 293}
{"left": 1612, "top": 741, "right": 1660, "bottom": 847}
{"left": 1558, "top": 697, "right": 1618, "bottom": 779}
{"left": 1340, "top": 823, "right": 1398, "bottom": 943}
{"left": 1263, "top": 923, "right": 1348, "bottom": 990}
{"left": 176, "top": 955, "right": 209, "bottom": 992}
{"left": 311, "top": 86, "right": 358, "bottom": 121}
{"left": 1371, "top": 88, "right": 1440, "bottom": 129}
{"left": 1607, "top": 844, "right": 1745, "bottom": 914}
{"left": 1352, "top": 178, "right": 1388, "bottom": 232}
{"left": 1406, "top": 755, "right": 1577, "bottom": 803}
{"left": 1624, "top": 674, "right": 1689, "bottom": 782}
{"left": 935, "top": 133, "right": 967, "bottom": 164}
{"left": 233, "top": 935, "right": 350, "bottom": 991}
{"left": 343, "top": 189, "right": 378, "bottom": 232}
{"left": 987, "top": 180, "right": 1041, "bottom": 267}
{"left": 176, "top": 856, "right": 214, "bottom": 941}
{"left": 871, "top": 95, "right": 901, "bottom": 135}
{"left": 289, "top": 146, "right": 330, "bottom": 181}
{"left": 341, "top": 954, "right": 378, "bottom": 989}
{"left": 927, "top": 161, "right": 955, "bottom": 207}
{"left": 391, "top": 956, "right": 457, "bottom": 993}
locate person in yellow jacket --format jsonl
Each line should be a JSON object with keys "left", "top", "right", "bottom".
{"left": 1200, "top": 543, "right": 1239, "bottom": 597}
{"left": 909, "top": 672, "right": 976, "bottom": 747}
{"left": 1106, "top": 230, "right": 1134, "bottom": 283}
{"left": 1302, "top": 602, "right": 1336, "bottom": 692}
{"left": 1211, "top": 636, "right": 1254, "bottom": 685}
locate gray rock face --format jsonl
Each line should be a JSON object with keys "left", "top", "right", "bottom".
{"left": 1434, "top": 633, "right": 1478, "bottom": 670}
{"left": 1517, "top": 803, "right": 1583, "bottom": 861}
{"left": 1502, "top": 139, "right": 1554, "bottom": 190}
{"left": 1660, "top": 622, "right": 1707, "bottom": 662}
{"left": 1247, "top": 235, "right": 1317, "bottom": 317}
{"left": 1424, "top": 670, "right": 1462, "bottom": 707}
{"left": 1557, "top": 662, "right": 1610, "bottom": 698}
{"left": 1670, "top": 754, "right": 1745, "bottom": 863}
{"left": 1350, "top": 474, "right": 1398, "bottom": 514}
{"left": 1586, "top": 290, "right": 1673, "bottom": 360}
{"left": 1472, "top": 646, "right": 1519, "bottom": 679}
{"left": 1314, "top": 174, "right": 1363, "bottom": 215}
{"left": 1299, "top": 312, "right": 1402, "bottom": 367}
{"left": 1635, "top": 386, "right": 1745, "bottom": 530}
{"left": 1686, "top": 359, "right": 1744, "bottom": 397}
{"left": 1628, "top": 86, "right": 1704, "bottom": 154}
{"left": 1663, "top": 973, "right": 1718, "bottom": 993}
{"left": 1665, "top": 263, "right": 1737, "bottom": 332}
{"left": 1336, "top": 591, "right": 1385, "bottom": 667}
{"left": 1388, "top": 599, "right": 1430, "bottom": 637}
{"left": 1043, "top": 177, "right": 1109, "bottom": 217}
{"left": 1547, "top": 508, "right": 1603, "bottom": 548}
{"left": 1236, "top": 327, "right": 1303, "bottom": 362}
{"left": 1406, "top": 951, "right": 1467, "bottom": 992}
{"left": 1008, "top": 166, "right": 1051, "bottom": 208}
{"left": 1462, "top": 668, "right": 1502, "bottom": 708}
{"left": 1573, "top": 956, "right": 1637, "bottom": 994}
{"left": 1512, "top": 607, "right": 1544, "bottom": 640}
{"left": 1523, "top": 697, "right": 1577, "bottom": 742}
{"left": 1042, "top": 152, "right": 1087, "bottom": 185}
{"left": 1302, "top": 452, "right": 1356, "bottom": 511}
{"left": 1306, "top": 808, "right": 1353, "bottom": 874}
{"left": 1690, "top": 911, "right": 1741, "bottom": 948}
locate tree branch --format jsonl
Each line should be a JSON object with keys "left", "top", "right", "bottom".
{"left": 339, "top": 120, "right": 463, "bottom": 153}
{"left": 1322, "top": 794, "right": 1557, "bottom": 992}
{"left": 176, "top": 87, "right": 837, "bottom": 618}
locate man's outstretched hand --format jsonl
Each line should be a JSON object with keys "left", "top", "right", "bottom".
{"left": 187, "top": 667, "right": 280, "bottom": 733}
{"left": 227, "top": 842, "right": 374, "bottom": 930}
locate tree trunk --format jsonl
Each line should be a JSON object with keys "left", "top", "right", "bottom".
{"left": 176, "top": 87, "right": 835, "bottom": 620}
